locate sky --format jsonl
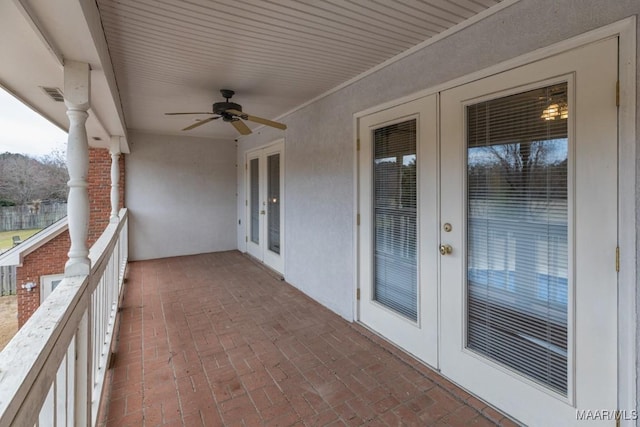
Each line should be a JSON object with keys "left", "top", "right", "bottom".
{"left": 0, "top": 88, "right": 68, "bottom": 157}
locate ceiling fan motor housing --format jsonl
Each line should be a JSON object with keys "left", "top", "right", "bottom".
{"left": 213, "top": 101, "right": 242, "bottom": 115}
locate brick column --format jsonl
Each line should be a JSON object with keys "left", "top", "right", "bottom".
{"left": 87, "top": 148, "right": 125, "bottom": 246}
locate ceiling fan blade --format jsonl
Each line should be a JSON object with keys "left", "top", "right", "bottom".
{"left": 227, "top": 109, "right": 287, "bottom": 130}
{"left": 231, "top": 119, "right": 252, "bottom": 135}
{"left": 244, "top": 114, "right": 288, "bottom": 130}
{"left": 166, "top": 112, "right": 215, "bottom": 115}
{"left": 182, "top": 116, "right": 218, "bottom": 131}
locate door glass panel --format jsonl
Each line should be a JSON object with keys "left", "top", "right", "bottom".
{"left": 466, "top": 83, "right": 569, "bottom": 394}
{"left": 267, "top": 153, "right": 281, "bottom": 254}
{"left": 250, "top": 158, "right": 260, "bottom": 244}
{"left": 373, "top": 120, "right": 417, "bottom": 321}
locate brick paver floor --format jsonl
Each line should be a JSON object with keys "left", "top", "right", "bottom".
{"left": 99, "top": 251, "right": 518, "bottom": 426}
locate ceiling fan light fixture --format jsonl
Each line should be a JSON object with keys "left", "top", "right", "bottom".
{"left": 541, "top": 102, "right": 568, "bottom": 120}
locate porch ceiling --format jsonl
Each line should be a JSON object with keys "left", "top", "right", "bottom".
{"left": 0, "top": 0, "right": 506, "bottom": 148}
{"left": 97, "top": 0, "right": 503, "bottom": 139}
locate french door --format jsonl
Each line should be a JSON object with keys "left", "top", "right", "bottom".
{"left": 246, "top": 141, "right": 284, "bottom": 274}
{"left": 358, "top": 95, "right": 439, "bottom": 367}
{"left": 359, "top": 37, "right": 618, "bottom": 425}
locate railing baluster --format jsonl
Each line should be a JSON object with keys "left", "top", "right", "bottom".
{"left": 55, "top": 352, "right": 66, "bottom": 426}
{"left": 39, "top": 384, "right": 54, "bottom": 427}
{"left": 74, "top": 311, "right": 89, "bottom": 427}
{"left": 97, "top": 279, "right": 101, "bottom": 374}
{"left": 67, "top": 337, "right": 76, "bottom": 426}
{"left": 93, "top": 288, "right": 97, "bottom": 387}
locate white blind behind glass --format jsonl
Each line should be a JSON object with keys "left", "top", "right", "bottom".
{"left": 250, "top": 158, "right": 260, "bottom": 244}
{"left": 466, "top": 83, "right": 569, "bottom": 395}
{"left": 373, "top": 120, "right": 417, "bottom": 321}
{"left": 267, "top": 154, "right": 281, "bottom": 254}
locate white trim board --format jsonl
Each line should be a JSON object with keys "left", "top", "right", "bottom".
{"left": 615, "top": 15, "right": 637, "bottom": 427}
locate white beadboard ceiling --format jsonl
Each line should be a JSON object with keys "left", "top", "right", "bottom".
{"left": 96, "top": 0, "right": 502, "bottom": 139}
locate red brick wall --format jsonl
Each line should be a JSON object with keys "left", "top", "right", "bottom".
{"left": 16, "top": 231, "right": 70, "bottom": 327}
{"left": 16, "top": 148, "right": 126, "bottom": 327}
{"left": 88, "top": 148, "right": 126, "bottom": 245}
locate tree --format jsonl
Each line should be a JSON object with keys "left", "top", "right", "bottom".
{"left": 39, "top": 148, "right": 69, "bottom": 201}
{"left": 0, "top": 153, "right": 44, "bottom": 205}
{"left": 0, "top": 151, "right": 68, "bottom": 205}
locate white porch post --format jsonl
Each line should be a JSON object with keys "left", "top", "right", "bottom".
{"left": 109, "top": 137, "right": 121, "bottom": 223}
{"left": 64, "top": 61, "right": 91, "bottom": 277}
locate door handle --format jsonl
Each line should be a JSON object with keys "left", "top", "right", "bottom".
{"left": 439, "top": 244, "right": 453, "bottom": 255}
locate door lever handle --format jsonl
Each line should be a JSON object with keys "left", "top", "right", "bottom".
{"left": 439, "top": 244, "right": 453, "bottom": 255}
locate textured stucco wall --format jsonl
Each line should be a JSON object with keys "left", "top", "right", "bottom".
{"left": 237, "top": 2, "right": 639, "bottom": 418}
{"left": 237, "top": 0, "right": 640, "bottom": 324}
{"left": 127, "top": 131, "right": 237, "bottom": 260}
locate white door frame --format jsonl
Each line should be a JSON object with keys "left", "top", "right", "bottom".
{"left": 357, "top": 95, "right": 439, "bottom": 367}
{"left": 244, "top": 139, "right": 285, "bottom": 274}
{"left": 354, "top": 17, "right": 636, "bottom": 424}
{"left": 40, "top": 273, "right": 64, "bottom": 302}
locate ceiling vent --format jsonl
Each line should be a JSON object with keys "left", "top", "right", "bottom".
{"left": 41, "top": 86, "right": 64, "bottom": 102}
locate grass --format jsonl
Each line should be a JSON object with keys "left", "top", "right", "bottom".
{"left": 0, "top": 229, "right": 42, "bottom": 250}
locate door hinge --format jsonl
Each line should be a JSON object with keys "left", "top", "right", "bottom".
{"left": 357, "top": 138, "right": 360, "bottom": 151}
{"left": 616, "top": 246, "right": 620, "bottom": 272}
{"left": 356, "top": 213, "right": 360, "bottom": 226}
{"left": 356, "top": 288, "right": 360, "bottom": 300}
{"left": 245, "top": 200, "right": 248, "bottom": 206}
{"left": 245, "top": 236, "right": 248, "bottom": 242}
{"left": 245, "top": 163, "right": 248, "bottom": 170}
{"left": 616, "top": 80, "right": 620, "bottom": 107}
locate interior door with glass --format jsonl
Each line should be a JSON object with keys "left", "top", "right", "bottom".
{"left": 440, "top": 38, "right": 618, "bottom": 425}
{"left": 246, "top": 141, "right": 284, "bottom": 274}
{"left": 358, "top": 95, "right": 439, "bottom": 366}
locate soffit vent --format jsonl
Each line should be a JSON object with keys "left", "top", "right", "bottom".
{"left": 41, "top": 86, "right": 64, "bottom": 102}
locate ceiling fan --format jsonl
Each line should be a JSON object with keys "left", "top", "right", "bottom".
{"left": 165, "top": 89, "right": 287, "bottom": 135}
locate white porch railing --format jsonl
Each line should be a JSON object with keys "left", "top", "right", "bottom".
{"left": 0, "top": 208, "right": 128, "bottom": 427}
